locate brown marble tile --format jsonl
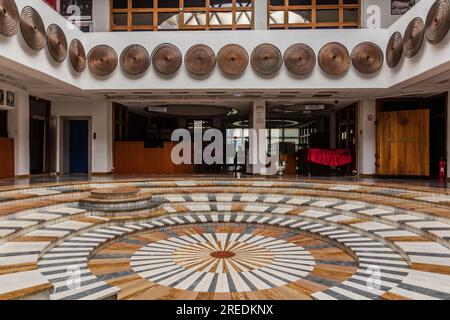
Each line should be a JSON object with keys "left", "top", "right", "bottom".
{"left": 411, "top": 262, "right": 450, "bottom": 275}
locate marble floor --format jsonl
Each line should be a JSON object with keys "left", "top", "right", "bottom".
{"left": 0, "top": 176, "right": 449, "bottom": 300}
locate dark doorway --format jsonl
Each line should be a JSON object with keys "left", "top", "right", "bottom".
{"left": 29, "top": 97, "right": 51, "bottom": 175}
{"left": 68, "top": 120, "right": 89, "bottom": 173}
{"left": 0, "top": 111, "right": 7, "bottom": 138}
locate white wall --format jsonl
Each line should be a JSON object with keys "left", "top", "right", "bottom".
{"left": 358, "top": 100, "right": 377, "bottom": 176}
{"left": 363, "top": 0, "right": 422, "bottom": 28}
{"left": 6, "top": 89, "right": 29, "bottom": 176}
{"left": 1, "top": 0, "right": 445, "bottom": 93}
{"left": 51, "top": 100, "right": 113, "bottom": 174}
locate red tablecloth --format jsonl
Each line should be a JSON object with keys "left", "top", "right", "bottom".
{"left": 307, "top": 148, "right": 352, "bottom": 167}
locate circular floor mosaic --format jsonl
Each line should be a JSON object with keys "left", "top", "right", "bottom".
{"left": 89, "top": 224, "right": 358, "bottom": 299}
{"left": 131, "top": 232, "right": 315, "bottom": 293}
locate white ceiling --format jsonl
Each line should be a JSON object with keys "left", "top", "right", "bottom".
{"left": 1, "top": 58, "right": 449, "bottom": 118}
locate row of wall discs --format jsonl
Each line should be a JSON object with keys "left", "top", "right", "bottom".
{"left": 387, "top": 0, "right": 450, "bottom": 67}
{"left": 1, "top": 0, "right": 449, "bottom": 78}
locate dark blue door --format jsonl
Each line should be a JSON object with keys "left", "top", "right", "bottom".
{"left": 69, "top": 120, "right": 88, "bottom": 173}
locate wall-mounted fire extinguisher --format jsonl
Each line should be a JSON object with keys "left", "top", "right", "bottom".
{"left": 440, "top": 157, "right": 446, "bottom": 179}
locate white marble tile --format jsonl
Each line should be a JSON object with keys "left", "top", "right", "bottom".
{"left": 21, "top": 213, "right": 61, "bottom": 221}
{"left": 240, "top": 195, "right": 259, "bottom": 202}
{"left": 325, "top": 215, "right": 352, "bottom": 222}
{"left": 358, "top": 208, "right": 393, "bottom": 216}
{"left": 310, "top": 200, "right": 338, "bottom": 208}
{"left": 263, "top": 196, "right": 285, "bottom": 203}
{"left": 47, "top": 207, "right": 86, "bottom": 215}
{"left": 389, "top": 287, "right": 439, "bottom": 300}
{"left": 383, "top": 214, "right": 425, "bottom": 222}
{"left": 164, "top": 195, "right": 186, "bottom": 202}
{"left": 0, "top": 270, "right": 50, "bottom": 295}
{"left": 186, "top": 204, "right": 210, "bottom": 212}
{"left": 215, "top": 194, "right": 233, "bottom": 202}
{"left": 329, "top": 185, "right": 360, "bottom": 191}
{"left": 25, "top": 229, "right": 70, "bottom": 237}
{"left": 190, "top": 195, "right": 209, "bottom": 202}
{"left": 302, "top": 210, "right": 330, "bottom": 218}
{"left": 351, "top": 221, "right": 394, "bottom": 231}
{"left": 334, "top": 203, "right": 365, "bottom": 211}
{"left": 0, "top": 241, "right": 50, "bottom": 254}
{"left": 244, "top": 205, "right": 269, "bottom": 212}
{"left": 271, "top": 207, "right": 292, "bottom": 214}
{"left": 286, "top": 198, "right": 310, "bottom": 205}
{"left": 252, "top": 181, "right": 274, "bottom": 187}
{"left": 375, "top": 230, "right": 417, "bottom": 237}
{"left": 429, "top": 229, "right": 450, "bottom": 238}
{"left": 403, "top": 270, "right": 450, "bottom": 294}
{"left": 175, "top": 181, "right": 196, "bottom": 187}
{"left": 50, "top": 220, "right": 92, "bottom": 230}
{"left": 163, "top": 206, "right": 177, "bottom": 213}
{"left": 407, "top": 221, "right": 450, "bottom": 229}
{"left": 21, "top": 189, "right": 61, "bottom": 196}
{"left": 0, "top": 220, "right": 37, "bottom": 228}
{"left": 0, "top": 229, "right": 16, "bottom": 237}
{"left": 415, "top": 196, "right": 450, "bottom": 203}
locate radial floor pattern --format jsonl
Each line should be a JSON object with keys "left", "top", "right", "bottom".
{"left": 89, "top": 224, "right": 357, "bottom": 299}
{"left": 1, "top": 178, "right": 450, "bottom": 300}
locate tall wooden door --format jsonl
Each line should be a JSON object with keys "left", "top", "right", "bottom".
{"left": 376, "top": 109, "right": 429, "bottom": 176}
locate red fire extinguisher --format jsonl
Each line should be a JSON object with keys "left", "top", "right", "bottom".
{"left": 440, "top": 157, "right": 446, "bottom": 179}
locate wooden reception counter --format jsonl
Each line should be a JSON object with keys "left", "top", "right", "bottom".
{"left": 0, "top": 138, "right": 14, "bottom": 179}
{"left": 114, "top": 141, "right": 194, "bottom": 174}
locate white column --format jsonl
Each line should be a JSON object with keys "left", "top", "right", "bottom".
{"left": 358, "top": 100, "right": 377, "bottom": 176}
{"left": 254, "top": 0, "right": 268, "bottom": 30}
{"left": 250, "top": 100, "right": 266, "bottom": 175}
{"left": 7, "top": 91, "right": 30, "bottom": 177}
{"left": 92, "top": 0, "right": 110, "bottom": 32}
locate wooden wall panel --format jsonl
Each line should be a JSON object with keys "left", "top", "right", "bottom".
{"left": 376, "top": 109, "right": 429, "bottom": 176}
{"left": 114, "top": 141, "right": 194, "bottom": 174}
{"left": 0, "top": 139, "right": 14, "bottom": 179}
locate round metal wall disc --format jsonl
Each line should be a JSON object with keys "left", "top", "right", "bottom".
{"left": 251, "top": 43, "right": 283, "bottom": 76}
{"left": 351, "top": 42, "right": 384, "bottom": 74}
{"left": 185, "top": 44, "right": 216, "bottom": 77}
{"left": 318, "top": 42, "right": 350, "bottom": 76}
{"left": 120, "top": 44, "right": 150, "bottom": 76}
{"left": 20, "top": 6, "right": 46, "bottom": 51}
{"left": 425, "top": 0, "right": 450, "bottom": 45}
{"left": 0, "top": 0, "right": 20, "bottom": 37}
{"left": 152, "top": 44, "right": 182, "bottom": 76}
{"left": 403, "top": 17, "right": 425, "bottom": 58}
{"left": 386, "top": 31, "right": 403, "bottom": 68}
{"left": 283, "top": 43, "right": 316, "bottom": 75}
{"left": 88, "top": 45, "right": 118, "bottom": 77}
{"left": 69, "top": 39, "right": 86, "bottom": 73}
{"left": 46, "top": 24, "right": 68, "bottom": 63}
{"left": 217, "top": 44, "right": 249, "bottom": 77}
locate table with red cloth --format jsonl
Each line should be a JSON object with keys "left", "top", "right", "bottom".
{"left": 306, "top": 148, "right": 352, "bottom": 167}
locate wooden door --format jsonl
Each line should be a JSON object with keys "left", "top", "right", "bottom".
{"left": 0, "top": 139, "right": 14, "bottom": 179}
{"left": 376, "top": 109, "right": 429, "bottom": 176}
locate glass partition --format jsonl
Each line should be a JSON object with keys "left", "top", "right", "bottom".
{"left": 268, "top": 0, "right": 360, "bottom": 29}
{"left": 111, "top": 0, "right": 254, "bottom": 31}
